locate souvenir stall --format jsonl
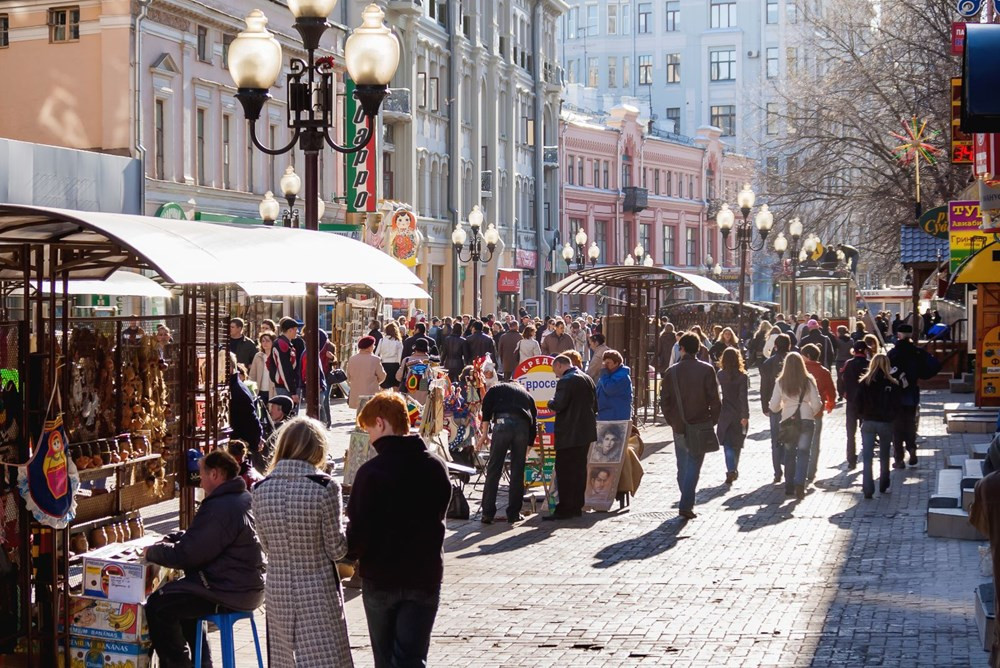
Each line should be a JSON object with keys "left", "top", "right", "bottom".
{"left": 547, "top": 266, "right": 729, "bottom": 423}
{"left": 0, "top": 205, "right": 423, "bottom": 666}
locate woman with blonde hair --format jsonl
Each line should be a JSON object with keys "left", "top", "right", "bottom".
{"left": 709, "top": 326, "right": 741, "bottom": 365}
{"left": 863, "top": 333, "right": 881, "bottom": 358}
{"left": 717, "top": 347, "right": 749, "bottom": 485}
{"left": 857, "top": 353, "right": 901, "bottom": 499}
{"left": 749, "top": 320, "right": 773, "bottom": 367}
{"left": 768, "top": 352, "right": 822, "bottom": 500}
{"left": 252, "top": 416, "right": 353, "bottom": 666}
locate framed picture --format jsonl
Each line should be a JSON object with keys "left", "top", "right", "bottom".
{"left": 585, "top": 463, "right": 621, "bottom": 511}
{"left": 589, "top": 420, "right": 629, "bottom": 464}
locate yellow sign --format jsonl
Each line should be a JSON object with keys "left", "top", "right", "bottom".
{"left": 981, "top": 325, "right": 1000, "bottom": 400}
{"left": 810, "top": 241, "right": 825, "bottom": 261}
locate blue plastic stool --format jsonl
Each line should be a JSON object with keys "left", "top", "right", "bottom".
{"left": 193, "top": 610, "right": 264, "bottom": 668}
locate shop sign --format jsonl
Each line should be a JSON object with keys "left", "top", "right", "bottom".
{"left": 154, "top": 202, "right": 186, "bottom": 220}
{"left": 513, "top": 355, "right": 557, "bottom": 510}
{"left": 952, "top": 78, "right": 974, "bottom": 164}
{"left": 979, "top": 324, "right": 1000, "bottom": 400}
{"left": 497, "top": 269, "right": 521, "bottom": 294}
{"left": 388, "top": 208, "right": 419, "bottom": 267}
{"left": 952, "top": 22, "right": 967, "bottom": 55}
{"left": 955, "top": 0, "right": 984, "bottom": 18}
{"left": 515, "top": 249, "right": 537, "bottom": 269}
{"left": 345, "top": 78, "right": 377, "bottom": 213}
{"left": 918, "top": 205, "right": 949, "bottom": 239}
{"left": 975, "top": 132, "right": 1000, "bottom": 179}
{"left": 979, "top": 179, "right": 1000, "bottom": 233}
{"left": 948, "top": 200, "right": 987, "bottom": 271}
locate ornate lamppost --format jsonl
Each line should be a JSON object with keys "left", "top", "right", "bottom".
{"left": 228, "top": 2, "right": 399, "bottom": 418}
{"left": 258, "top": 167, "right": 327, "bottom": 227}
{"left": 453, "top": 205, "right": 500, "bottom": 317}
{"left": 716, "top": 184, "right": 773, "bottom": 336}
{"left": 561, "top": 227, "right": 600, "bottom": 272}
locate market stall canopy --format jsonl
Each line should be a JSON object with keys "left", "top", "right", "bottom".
{"left": 546, "top": 266, "right": 730, "bottom": 297}
{"left": 0, "top": 205, "right": 421, "bottom": 286}
{"left": 30, "top": 270, "right": 173, "bottom": 298}
{"left": 367, "top": 282, "right": 431, "bottom": 300}
{"left": 237, "top": 282, "right": 333, "bottom": 297}
{"left": 953, "top": 241, "right": 1000, "bottom": 284}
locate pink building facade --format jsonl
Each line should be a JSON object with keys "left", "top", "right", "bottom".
{"left": 559, "top": 104, "right": 753, "bottom": 312}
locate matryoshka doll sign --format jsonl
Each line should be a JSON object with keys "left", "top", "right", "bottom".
{"left": 18, "top": 413, "right": 80, "bottom": 528}
{"left": 389, "top": 208, "right": 420, "bottom": 267}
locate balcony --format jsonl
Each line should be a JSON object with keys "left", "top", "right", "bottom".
{"left": 382, "top": 88, "right": 411, "bottom": 122}
{"left": 387, "top": 0, "right": 423, "bottom": 15}
{"left": 543, "top": 61, "right": 564, "bottom": 87}
{"left": 481, "top": 170, "right": 493, "bottom": 198}
{"left": 543, "top": 145, "right": 558, "bottom": 169}
{"left": 622, "top": 187, "right": 648, "bottom": 213}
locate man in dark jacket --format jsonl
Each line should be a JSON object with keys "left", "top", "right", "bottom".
{"left": 271, "top": 317, "right": 301, "bottom": 403}
{"left": 656, "top": 321, "right": 677, "bottom": 374}
{"left": 402, "top": 322, "right": 439, "bottom": 359}
{"left": 546, "top": 354, "right": 597, "bottom": 520}
{"left": 144, "top": 450, "right": 265, "bottom": 668}
{"left": 760, "top": 334, "right": 791, "bottom": 483}
{"left": 497, "top": 320, "right": 523, "bottom": 380}
{"left": 540, "top": 320, "right": 575, "bottom": 356}
{"left": 350, "top": 391, "right": 451, "bottom": 668}
{"left": 838, "top": 340, "right": 869, "bottom": 469}
{"left": 228, "top": 318, "right": 258, "bottom": 369}
{"left": 228, "top": 366, "right": 262, "bottom": 460}
{"left": 464, "top": 320, "right": 498, "bottom": 363}
{"left": 799, "top": 319, "right": 835, "bottom": 368}
{"left": 661, "top": 333, "right": 721, "bottom": 519}
{"left": 888, "top": 324, "right": 941, "bottom": 467}
{"left": 481, "top": 380, "right": 538, "bottom": 523}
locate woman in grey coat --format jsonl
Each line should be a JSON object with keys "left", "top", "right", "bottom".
{"left": 252, "top": 417, "right": 353, "bottom": 667}
{"left": 716, "top": 347, "right": 750, "bottom": 486}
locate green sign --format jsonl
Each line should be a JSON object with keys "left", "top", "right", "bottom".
{"left": 154, "top": 202, "right": 186, "bottom": 219}
{"left": 918, "top": 205, "right": 949, "bottom": 240}
{"left": 345, "top": 78, "right": 377, "bottom": 213}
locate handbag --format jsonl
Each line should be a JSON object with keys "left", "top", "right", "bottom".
{"left": 670, "top": 370, "right": 720, "bottom": 454}
{"left": 778, "top": 386, "right": 808, "bottom": 446}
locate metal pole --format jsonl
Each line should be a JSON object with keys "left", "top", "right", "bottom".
{"left": 790, "top": 250, "right": 798, "bottom": 318}
{"left": 737, "top": 226, "right": 748, "bottom": 337}
{"left": 472, "top": 252, "right": 480, "bottom": 318}
{"left": 304, "top": 150, "right": 320, "bottom": 419}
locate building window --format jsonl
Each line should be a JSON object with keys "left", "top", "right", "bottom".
{"left": 567, "top": 7, "right": 577, "bottom": 38}
{"left": 577, "top": 157, "right": 584, "bottom": 185}
{"left": 197, "top": 26, "right": 209, "bottom": 62}
{"left": 624, "top": 224, "right": 632, "bottom": 259}
{"left": 154, "top": 100, "right": 165, "bottom": 180}
{"left": 663, "top": 226, "right": 675, "bottom": 264}
{"left": 654, "top": 170, "right": 660, "bottom": 195}
{"left": 766, "top": 156, "right": 779, "bottom": 190}
{"left": 222, "top": 114, "right": 232, "bottom": 189}
{"left": 622, "top": 3, "right": 631, "bottom": 34}
{"left": 640, "top": 223, "right": 651, "bottom": 257}
{"left": 607, "top": 4, "right": 618, "bottom": 34}
{"left": 595, "top": 221, "right": 607, "bottom": 261}
{"left": 567, "top": 155, "right": 574, "bottom": 185}
{"left": 665, "top": 107, "right": 680, "bottom": 133}
{"left": 603, "top": 161, "right": 610, "bottom": 188}
{"left": 766, "top": 47, "right": 778, "bottom": 78}
{"left": 0, "top": 14, "right": 8, "bottom": 48}
{"left": 638, "top": 55, "right": 653, "bottom": 85}
{"left": 786, "top": 46, "right": 798, "bottom": 77}
{"left": 429, "top": 77, "right": 440, "bottom": 112}
{"left": 196, "top": 109, "right": 206, "bottom": 185}
{"left": 638, "top": 3, "right": 652, "bottom": 33}
{"left": 710, "top": 105, "right": 735, "bottom": 136}
{"left": 222, "top": 34, "right": 234, "bottom": 69}
{"left": 622, "top": 156, "right": 632, "bottom": 188}
{"left": 666, "top": 53, "right": 680, "bottom": 84}
{"left": 383, "top": 153, "right": 394, "bottom": 199}
{"left": 586, "top": 4, "right": 598, "bottom": 36}
{"left": 623, "top": 56, "right": 631, "bottom": 88}
{"left": 665, "top": 171, "right": 672, "bottom": 196}
{"left": 588, "top": 57, "right": 599, "bottom": 87}
{"left": 766, "top": 0, "right": 778, "bottom": 24}
{"left": 665, "top": 1, "right": 680, "bottom": 31}
{"left": 608, "top": 57, "right": 617, "bottom": 88}
{"left": 709, "top": 49, "right": 736, "bottom": 81}
{"left": 686, "top": 228, "right": 697, "bottom": 266}
{"left": 787, "top": 1, "right": 798, "bottom": 24}
{"left": 766, "top": 103, "right": 779, "bottom": 135}
{"left": 49, "top": 6, "right": 80, "bottom": 42}
{"left": 417, "top": 72, "right": 427, "bottom": 108}
{"left": 710, "top": 0, "right": 736, "bottom": 29}
{"left": 593, "top": 160, "right": 600, "bottom": 186}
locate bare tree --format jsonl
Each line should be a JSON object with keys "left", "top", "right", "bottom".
{"left": 756, "top": 0, "right": 972, "bottom": 273}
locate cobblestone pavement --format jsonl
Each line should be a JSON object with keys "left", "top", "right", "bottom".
{"left": 148, "top": 376, "right": 990, "bottom": 667}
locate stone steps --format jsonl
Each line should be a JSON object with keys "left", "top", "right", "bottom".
{"left": 977, "top": 583, "right": 996, "bottom": 652}
{"left": 927, "top": 468, "right": 986, "bottom": 540}
{"left": 962, "top": 458, "right": 984, "bottom": 511}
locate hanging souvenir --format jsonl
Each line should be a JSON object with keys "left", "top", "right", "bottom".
{"left": 17, "top": 387, "right": 80, "bottom": 529}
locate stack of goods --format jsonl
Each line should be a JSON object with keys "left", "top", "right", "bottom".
{"left": 67, "top": 327, "right": 116, "bottom": 442}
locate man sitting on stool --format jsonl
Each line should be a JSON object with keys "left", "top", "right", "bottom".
{"left": 144, "top": 450, "right": 265, "bottom": 668}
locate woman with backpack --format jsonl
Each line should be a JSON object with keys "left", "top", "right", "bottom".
{"left": 768, "top": 352, "right": 822, "bottom": 500}
{"left": 856, "top": 353, "right": 902, "bottom": 499}
{"left": 717, "top": 347, "right": 749, "bottom": 486}
{"left": 375, "top": 322, "right": 403, "bottom": 389}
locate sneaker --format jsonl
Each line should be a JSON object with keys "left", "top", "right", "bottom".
{"left": 908, "top": 453, "right": 918, "bottom": 466}
{"left": 774, "top": 474, "right": 783, "bottom": 484}
{"left": 725, "top": 472, "right": 735, "bottom": 485}
{"left": 678, "top": 509, "right": 697, "bottom": 520}
{"left": 480, "top": 516, "right": 494, "bottom": 525}
{"left": 505, "top": 514, "right": 525, "bottom": 523}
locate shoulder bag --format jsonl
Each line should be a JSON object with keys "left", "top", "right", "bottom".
{"left": 777, "top": 386, "right": 808, "bottom": 446}
{"left": 670, "top": 368, "right": 720, "bottom": 454}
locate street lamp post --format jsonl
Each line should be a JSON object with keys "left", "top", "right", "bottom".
{"left": 716, "top": 184, "right": 773, "bottom": 336}
{"left": 772, "top": 216, "right": 803, "bottom": 316}
{"left": 229, "top": 2, "right": 399, "bottom": 418}
{"left": 561, "top": 227, "right": 598, "bottom": 272}
{"left": 453, "top": 205, "right": 499, "bottom": 317}
{"left": 258, "top": 167, "right": 327, "bottom": 227}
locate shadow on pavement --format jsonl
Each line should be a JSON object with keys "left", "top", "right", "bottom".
{"left": 721, "top": 482, "right": 783, "bottom": 511}
{"left": 591, "top": 516, "right": 689, "bottom": 568}
{"left": 451, "top": 513, "right": 614, "bottom": 558}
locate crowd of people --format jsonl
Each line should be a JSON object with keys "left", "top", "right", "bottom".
{"left": 140, "top": 304, "right": 947, "bottom": 666}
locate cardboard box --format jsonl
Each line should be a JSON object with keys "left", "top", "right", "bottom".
{"left": 67, "top": 636, "right": 151, "bottom": 668}
{"left": 60, "top": 596, "right": 149, "bottom": 644}
{"left": 81, "top": 536, "right": 161, "bottom": 604}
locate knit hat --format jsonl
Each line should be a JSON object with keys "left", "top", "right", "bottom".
{"left": 852, "top": 341, "right": 868, "bottom": 354}
{"left": 807, "top": 319, "right": 820, "bottom": 330}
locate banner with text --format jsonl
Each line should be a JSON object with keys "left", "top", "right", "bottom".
{"left": 949, "top": 200, "right": 986, "bottom": 272}
{"left": 345, "top": 78, "right": 377, "bottom": 213}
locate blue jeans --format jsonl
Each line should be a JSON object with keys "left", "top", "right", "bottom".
{"left": 481, "top": 419, "right": 530, "bottom": 520}
{"left": 782, "top": 419, "right": 815, "bottom": 488}
{"left": 806, "top": 414, "right": 823, "bottom": 481}
{"left": 861, "top": 419, "right": 893, "bottom": 496}
{"left": 769, "top": 411, "right": 783, "bottom": 478}
{"left": 674, "top": 432, "right": 705, "bottom": 512}
{"left": 362, "top": 582, "right": 440, "bottom": 668}
{"left": 845, "top": 402, "right": 860, "bottom": 464}
{"left": 319, "top": 385, "right": 331, "bottom": 427}
{"left": 719, "top": 422, "right": 744, "bottom": 474}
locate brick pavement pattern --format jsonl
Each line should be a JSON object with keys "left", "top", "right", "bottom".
{"left": 152, "top": 377, "right": 988, "bottom": 666}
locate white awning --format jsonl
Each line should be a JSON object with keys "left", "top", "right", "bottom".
{"left": 32, "top": 270, "right": 173, "bottom": 298}
{"left": 546, "top": 265, "right": 730, "bottom": 296}
{"left": 237, "top": 282, "right": 333, "bottom": 297}
{"left": 367, "top": 283, "right": 432, "bottom": 300}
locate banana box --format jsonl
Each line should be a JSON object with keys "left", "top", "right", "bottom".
{"left": 81, "top": 536, "right": 162, "bottom": 604}
{"left": 67, "top": 636, "right": 150, "bottom": 668}
{"left": 60, "top": 596, "right": 149, "bottom": 643}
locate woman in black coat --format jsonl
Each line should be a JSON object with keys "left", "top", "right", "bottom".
{"left": 716, "top": 347, "right": 749, "bottom": 485}
{"left": 440, "top": 323, "right": 467, "bottom": 381}
{"left": 856, "top": 353, "right": 901, "bottom": 499}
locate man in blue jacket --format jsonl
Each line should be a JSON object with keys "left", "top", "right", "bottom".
{"left": 596, "top": 349, "right": 632, "bottom": 421}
